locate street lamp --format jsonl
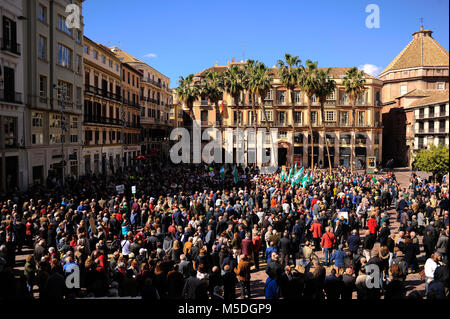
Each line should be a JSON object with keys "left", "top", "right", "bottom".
{"left": 121, "top": 107, "right": 125, "bottom": 169}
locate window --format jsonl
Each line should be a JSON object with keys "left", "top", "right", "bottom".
{"left": 57, "top": 44, "right": 72, "bottom": 69}
{"left": 357, "top": 111, "right": 365, "bottom": 125}
{"left": 327, "top": 90, "right": 335, "bottom": 100}
{"left": 440, "top": 104, "right": 446, "bottom": 116}
{"left": 278, "top": 131, "right": 287, "bottom": 138}
{"left": 437, "top": 83, "right": 445, "bottom": 90}
{"left": 294, "top": 111, "right": 303, "bottom": 123}
{"left": 101, "top": 55, "right": 106, "bottom": 64}
{"left": 71, "top": 117, "right": 78, "bottom": 129}
{"left": 50, "top": 114, "right": 61, "bottom": 128}
{"left": 70, "top": 135, "right": 78, "bottom": 143}
{"left": 311, "top": 111, "right": 317, "bottom": 124}
{"left": 57, "top": 15, "right": 72, "bottom": 36}
{"left": 340, "top": 111, "right": 349, "bottom": 125}
{"left": 265, "top": 89, "right": 273, "bottom": 100}
{"left": 84, "top": 45, "right": 89, "bottom": 54}
{"left": 233, "top": 111, "right": 243, "bottom": 124}
{"left": 429, "top": 106, "right": 435, "bottom": 117}
{"left": 248, "top": 111, "right": 257, "bottom": 124}
{"left": 93, "top": 50, "right": 98, "bottom": 59}
{"left": 32, "top": 112, "right": 43, "bottom": 127}
{"left": 57, "top": 80, "right": 73, "bottom": 103}
{"left": 39, "top": 75, "right": 47, "bottom": 100}
{"left": 325, "top": 110, "right": 336, "bottom": 122}
{"left": 109, "top": 60, "right": 113, "bottom": 68}
{"left": 400, "top": 85, "right": 407, "bottom": 96}
{"left": 76, "top": 30, "right": 81, "bottom": 44}
{"left": 75, "top": 54, "right": 82, "bottom": 73}
{"left": 49, "top": 134, "right": 62, "bottom": 144}
{"left": 115, "top": 64, "right": 119, "bottom": 72}
{"left": 277, "top": 91, "right": 286, "bottom": 104}
{"left": 38, "top": 4, "right": 47, "bottom": 23}
{"left": 38, "top": 35, "right": 47, "bottom": 60}
{"left": 294, "top": 91, "right": 302, "bottom": 105}
{"left": 76, "top": 87, "right": 81, "bottom": 105}
{"left": 32, "top": 133, "right": 43, "bottom": 145}
{"left": 278, "top": 111, "right": 286, "bottom": 124}
{"left": 262, "top": 110, "right": 273, "bottom": 121}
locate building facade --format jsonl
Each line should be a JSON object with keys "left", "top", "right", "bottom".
{"left": 120, "top": 62, "right": 141, "bottom": 166}
{"left": 23, "top": 0, "right": 84, "bottom": 187}
{"left": 190, "top": 63, "right": 383, "bottom": 168}
{"left": 399, "top": 90, "right": 449, "bottom": 164}
{"left": 0, "top": 0, "right": 26, "bottom": 192}
{"left": 110, "top": 47, "right": 171, "bottom": 159}
{"left": 82, "top": 36, "right": 123, "bottom": 176}
{"left": 380, "top": 26, "right": 449, "bottom": 166}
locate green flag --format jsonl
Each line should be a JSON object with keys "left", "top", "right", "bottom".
{"left": 308, "top": 171, "right": 313, "bottom": 185}
{"left": 220, "top": 165, "right": 225, "bottom": 181}
{"left": 233, "top": 166, "right": 239, "bottom": 184}
{"left": 287, "top": 167, "right": 293, "bottom": 182}
{"left": 291, "top": 167, "right": 304, "bottom": 186}
{"left": 280, "top": 168, "right": 286, "bottom": 181}
{"left": 294, "top": 163, "right": 298, "bottom": 175}
{"left": 301, "top": 172, "right": 309, "bottom": 188}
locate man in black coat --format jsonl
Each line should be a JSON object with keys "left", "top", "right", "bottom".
{"left": 222, "top": 264, "right": 236, "bottom": 300}
{"left": 278, "top": 232, "right": 291, "bottom": 267}
{"left": 266, "top": 252, "right": 283, "bottom": 281}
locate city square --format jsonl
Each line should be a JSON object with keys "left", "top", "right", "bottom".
{"left": 0, "top": 0, "right": 448, "bottom": 304}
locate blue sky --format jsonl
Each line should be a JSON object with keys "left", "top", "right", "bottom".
{"left": 83, "top": 0, "right": 449, "bottom": 88}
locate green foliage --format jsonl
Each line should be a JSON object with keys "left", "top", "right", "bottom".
{"left": 414, "top": 144, "right": 449, "bottom": 176}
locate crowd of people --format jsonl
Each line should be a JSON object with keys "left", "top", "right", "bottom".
{"left": 0, "top": 160, "right": 448, "bottom": 300}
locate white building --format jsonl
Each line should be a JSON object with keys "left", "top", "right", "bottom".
{"left": 0, "top": 0, "right": 27, "bottom": 192}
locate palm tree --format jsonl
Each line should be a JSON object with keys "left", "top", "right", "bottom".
{"left": 202, "top": 71, "right": 224, "bottom": 129}
{"left": 343, "top": 67, "right": 366, "bottom": 174}
{"left": 298, "top": 60, "right": 319, "bottom": 170}
{"left": 223, "top": 65, "right": 245, "bottom": 129}
{"left": 277, "top": 54, "right": 301, "bottom": 167}
{"left": 175, "top": 74, "right": 200, "bottom": 122}
{"left": 252, "top": 62, "right": 275, "bottom": 163}
{"left": 315, "top": 68, "right": 336, "bottom": 174}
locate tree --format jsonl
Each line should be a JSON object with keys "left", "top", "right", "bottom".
{"left": 175, "top": 74, "right": 200, "bottom": 121}
{"left": 223, "top": 65, "right": 245, "bottom": 129}
{"left": 315, "top": 68, "right": 336, "bottom": 174}
{"left": 343, "top": 67, "right": 366, "bottom": 174}
{"left": 202, "top": 71, "right": 224, "bottom": 129}
{"left": 413, "top": 144, "right": 449, "bottom": 180}
{"left": 277, "top": 54, "right": 301, "bottom": 166}
{"left": 298, "top": 60, "right": 318, "bottom": 170}
{"left": 252, "top": 62, "right": 275, "bottom": 161}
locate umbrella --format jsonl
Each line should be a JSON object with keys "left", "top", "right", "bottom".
{"left": 136, "top": 155, "right": 145, "bottom": 160}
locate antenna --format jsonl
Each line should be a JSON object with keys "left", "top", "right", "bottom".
{"left": 242, "top": 43, "right": 245, "bottom": 62}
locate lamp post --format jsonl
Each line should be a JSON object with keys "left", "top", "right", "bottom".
{"left": 121, "top": 107, "right": 125, "bottom": 169}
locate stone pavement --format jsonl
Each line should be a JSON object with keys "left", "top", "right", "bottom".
{"left": 12, "top": 168, "right": 433, "bottom": 299}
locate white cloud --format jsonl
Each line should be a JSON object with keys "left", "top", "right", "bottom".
{"left": 143, "top": 53, "right": 157, "bottom": 58}
{"left": 359, "top": 64, "right": 381, "bottom": 77}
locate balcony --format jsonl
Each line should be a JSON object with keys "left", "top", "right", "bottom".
{"left": 0, "top": 89, "right": 22, "bottom": 104}
{"left": 438, "top": 127, "right": 447, "bottom": 133}
{"left": 84, "top": 115, "right": 123, "bottom": 126}
{"left": 277, "top": 121, "right": 288, "bottom": 127}
{"left": 85, "top": 84, "right": 121, "bottom": 101}
{"left": 142, "top": 77, "right": 162, "bottom": 88}
{"left": 340, "top": 139, "right": 351, "bottom": 145}
{"left": 294, "top": 122, "right": 305, "bottom": 127}
{"left": 0, "top": 38, "right": 21, "bottom": 55}
{"left": 4, "top": 137, "right": 19, "bottom": 148}
{"left": 324, "top": 122, "right": 337, "bottom": 127}
{"left": 355, "top": 138, "right": 367, "bottom": 144}
{"left": 325, "top": 100, "right": 336, "bottom": 106}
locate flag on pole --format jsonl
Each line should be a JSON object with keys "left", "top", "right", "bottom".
{"left": 220, "top": 165, "right": 225, "bottom": 181}
{"left": 291, "top": 167, "right": 304, "bottom": 186}
{"left": 233, "top": 166, "right": 239, "bottom": 184}
{"left": 294, "top": 163, "right": 298, "bottom": 175}
{"left": 308, "top": 171, "right": 313, "bottom": 185}
{"left": 287, "top": 167, "right": 293, "bottom": 182}
{"left": 280, "top": 168, "right": 286, "bottom": 181}
{"left": 301, "top": 172, "right": 309, "bottom": 188}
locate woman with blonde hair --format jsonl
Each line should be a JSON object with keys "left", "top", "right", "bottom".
{"left": 172, "top": 240, "right": 182, "bottom": 262}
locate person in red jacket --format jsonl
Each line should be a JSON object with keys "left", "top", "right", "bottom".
{"left": 252, "top": 229, "right": 261, "bottom": 270}
{"left": 321, "top": 227, "right": 336, "bottom": 266}
{"left": 367, "top": 213, "right": 378, "bottom": 235}
{"left": 310, "top": 218, "right": 323, "bottom": 251}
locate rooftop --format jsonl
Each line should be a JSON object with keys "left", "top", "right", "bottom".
{"left": 379, "top": 26, "right": 449, "bottom": 77}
